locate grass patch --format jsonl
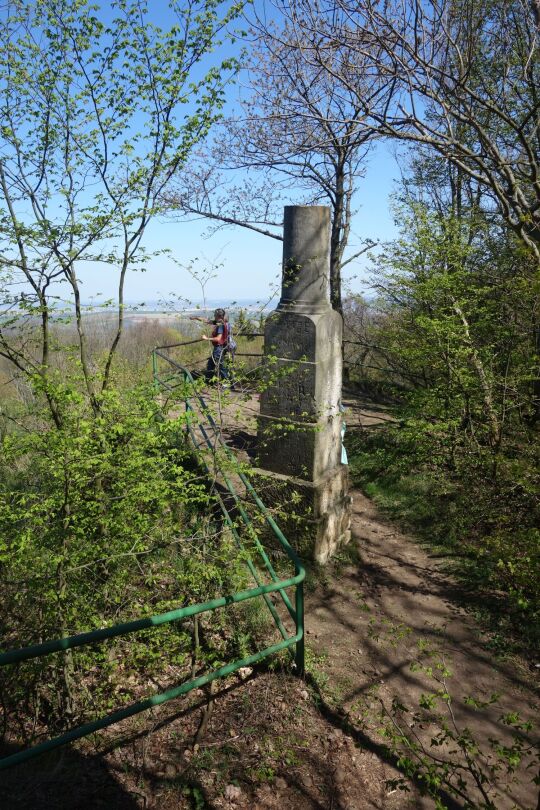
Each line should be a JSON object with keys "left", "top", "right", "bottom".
{"left": 345, "top": 424, "right": 540, "bottom": 656}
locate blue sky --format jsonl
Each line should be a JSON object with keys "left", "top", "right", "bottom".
{"left": 81, "top": 139, "right": 402, "bottom": 306}
{"left": 1, "top": 0, "right": 404, "bottom": 309}
{"left": 71, "top": 0, "right": 405, "bottom": 306}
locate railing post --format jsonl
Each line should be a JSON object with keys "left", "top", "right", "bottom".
{"left": 184, "top": 371, "right": 190, "bottom": 437}
{"left": 152, "top": 349, "right": 159, "bottom": 393}
{"left": 295, "top": 572, "right": 305, "bottom": 676}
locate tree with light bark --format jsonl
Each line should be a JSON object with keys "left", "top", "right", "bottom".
{"left": 283, "top": 0, "right": 540, "bottom": 262}
{"left": 166, "top": 4, "right": 391, "bottom": 312}
{"left": 0, "top": 0, "right": 241, "bottom": 424}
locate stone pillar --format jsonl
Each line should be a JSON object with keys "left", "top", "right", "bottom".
{"left": 256, "top": 205, "right": 351, "bottom": 563}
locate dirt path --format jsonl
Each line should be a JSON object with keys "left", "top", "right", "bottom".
{"left": 305, "top": 489, "right": 538, "bottom": 808}
{"left": 3, "top": 393, "right": 536, "bottom": 810}
{"left": 210, "top": 390, "right": 538, "bottom": 807}
{"left": 176, "top": 388, "right": 540, "bottom": 808}
{"left": 299, "top": 395, "right": 539, "bottom": 809}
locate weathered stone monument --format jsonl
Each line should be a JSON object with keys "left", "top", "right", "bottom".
{"left": 256, "top": 205, "right": 351, "bottom": 563}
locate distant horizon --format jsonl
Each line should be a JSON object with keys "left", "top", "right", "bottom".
{"left": 81, "top": 297, "right": 277, "bottom": 311}
{"left": 2, "top": 290, "right": 378, "bottom": 319}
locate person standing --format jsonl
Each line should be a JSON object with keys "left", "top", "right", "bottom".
{"left": 190, "top": 308, "right": 230, "bottom": 383}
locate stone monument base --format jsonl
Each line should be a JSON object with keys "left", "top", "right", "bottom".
{"left": 255, "top": 203, "right": 350, "bottom": 565}
{"left": 257, "top": 412, "right": 343, "bottom": 481}
{"left": 251, "top": 465, "right": 351, "bottom": 564}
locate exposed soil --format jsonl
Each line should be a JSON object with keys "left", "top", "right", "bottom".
{"left": 305, "top": 491, "right": 539, "bottom": 809}
{"left": 1, "top": 395, "right": 538, "bottom": 809}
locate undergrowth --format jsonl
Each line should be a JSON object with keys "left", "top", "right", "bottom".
{"left": 345, "top": 424, "right": 540, "bottom": 655}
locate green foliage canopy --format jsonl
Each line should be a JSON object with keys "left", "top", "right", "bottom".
{"left": 0, "top": 0, "right": 242, "bottom": 412}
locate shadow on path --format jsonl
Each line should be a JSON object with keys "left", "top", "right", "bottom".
{"left": 0, "top": 741, "right": 140, "bottom": 810}
{"left": 304, "top": 490, "right": 539, "bottom": 809}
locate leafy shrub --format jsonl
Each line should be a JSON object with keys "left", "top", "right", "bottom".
{"left": 0, "top": 383, "right": 252, "bottom": 736}
{"left": 345, "top": 424, "right": 540, "bottom": 650}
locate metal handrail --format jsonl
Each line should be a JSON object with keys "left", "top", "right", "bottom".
{"left": 155, "top": 344, "right": 305, "bottom": 661}
{"left": 0, "top": 339, "right": 304, "bottom": 771}
{"left": 152, "top": 333, "right": 265, "bottom": 393}
{"left": 154, "top": 332, "right": 263, "bottom": 352}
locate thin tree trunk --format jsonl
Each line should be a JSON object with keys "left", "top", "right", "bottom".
{"left": 452, "top": 299, "right": 500, "bottom": 447}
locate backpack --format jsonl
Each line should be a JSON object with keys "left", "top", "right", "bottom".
{"left": 225, "top": 321, "right": 237, "bottom": 357}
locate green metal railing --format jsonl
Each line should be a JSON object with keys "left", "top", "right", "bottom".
{"left": 151, "top": 332, "right": 265, "bottom": 395}
{"left": 0, "top": 341, "right": 304, "bottom": 771}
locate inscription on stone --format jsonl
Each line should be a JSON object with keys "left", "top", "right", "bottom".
{"left": 264, "top": 313, "right": 316, "bottom": 362}
{"left": 260, "top": 359, "right": 316, "bottom": 419}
